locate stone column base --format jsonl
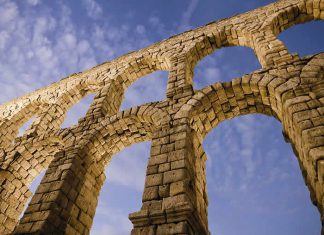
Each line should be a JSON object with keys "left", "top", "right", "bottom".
{"left": 129, "top": 204, "right": 210, "bottom": 235}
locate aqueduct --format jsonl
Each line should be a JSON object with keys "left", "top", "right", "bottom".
{"left": 0, "top": 0, "right": 323, "bottom": 234}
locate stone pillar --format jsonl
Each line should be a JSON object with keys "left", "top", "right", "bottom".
{"left": 13, "top": 148, "right": 105, "bottom": 234}
{"left": 85, "top": 80, "right": 124, "bottom": 118}
{"left": 129, "top": 120, "right": 209, "bottom": 235}
{"left": 166, "top": 55, "right": 195, "bottom": 99}
{"left": 0, "top": 170, "right": 31, "bottom": 234}
{"left": 280, "top": 54, "right": 324, "bottom": 233}
{"left": 252, "top": 31, "right": 298, "bottom": 68}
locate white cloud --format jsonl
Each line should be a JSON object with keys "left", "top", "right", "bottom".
{"left": 0, "top": 1, "right": 18, "bottom": 25}
{"left": 0, "top": 31, "right": 9, "bottom": 50}
{"left": 105, "top": 142, "right": 150, "bottom": 191}
{"left": 148, "top": 16, "right": 167, "bottom": 36}
{"left": 194, "top": 54, "right": 222, "bottom": 89}
{"left": 135, "top": 24, "right": 146, "bottom": 35}
{"left": 26, "top": 0, "right": 41, "bottom": 6}
{"left": 82, "top": 0, "right": 103, "bottom": 19}
{"left": 121, "top": 71, "right": 168, "bottom": 110}
{"left": 91, "top": 143, "right": 150, "bottom": 235}
{"left": 204, "top": 113, "right": 302, "bottom": 212}
{"left": 0, "top": 0, "right": 168, "bottom": 123}
{"left": 0, "top": 2, "right": 103, "bottom": 103}
{"left": 32, "top": 17, "right": 56, "bottom": 45}
{"left": 205, "top": 115, "right": 273, "bottom": 193}
{"left": 179, "top": 0, "right": 199, "bottom": 31}
{"left": 91, "top": 224, "right": 129, "bottom": 235}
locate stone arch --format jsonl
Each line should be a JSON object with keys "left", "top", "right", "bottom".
{"left": 183, "top": 21, "right": 254, "bottom": 60}
{"left": 14, "top": 103, "right": 170, "bottom": 234}
{"left": 85, "top": 78, "right": 125, "bottom": 118}
{"left": 265, "top": 0, "right": 324, "bottom": 36}
{"left": 171, "top": 26, "right": 258, "bottom": 91}
{"left": 29, "top": 82, "right": 100, "bottom": 135}
{"left": 1, "top": 135, "right": 64, "bottom": 172}
{"left": 0, "top": 101, "right": 43, "bottom": 149}
{"left": 251, "top": 0, "right": 324, "bottom": 67}
{"left": 82, "top": 103, "right": 170, "bottom": 167}
{"left": 174, "top": 53, "right": 324, "bottom": 229}
{"left": 84, "top": 53, "right": 171, "bottom": 116}
{"left": 0, "top": 136, "right": 64, "bottom": 234}
{"left": 203, "top": 113, "right": 321, "bottom": 234}
{"left": 281, "top": 53, "right": 324, "bottom": 220}
{"left": 0, "top": 77, "right": 102, "bottom": 149}
{"left": 175, "top": 72, "right": 280, "bottom": 138}
{"left": 14, "top": 146, "right": 106, "bottom": 234}
{"left": 119, "top": 55, "right": 170, "bottom": 88}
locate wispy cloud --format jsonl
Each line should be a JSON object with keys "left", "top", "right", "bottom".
{"left": 81, "top": 0, "right": 103, "bottom": 19}
{"left": 0, "top": 0, "right": 166, "bottom": 105}
{"left": 194, "top": 54, "right": 222, "bottom": 89}
{"left": 91, "top": 142, "right": 150, "bottom": 235}
{"left": 105, "top": 142, "right": 150, "bottom": 191}
{"left": 179, "top": 0, "right": 199, "bottom": 31}
{"left": 121, "top": 71, "right": 168, "bottom": 110}
{"left": 26, "top": 0, "right": 41, "bottom": 6}
{"left": 0, "top": 1, "right": 95, "bottom": 103}
{"left": 206, "top": 116, "right": 257, "bottom": 193}
{"left": 148, "top": 16, "right": 168, "bottom": 36}
{"left": 0, "top": 1, "right": 18, "bottom": 25}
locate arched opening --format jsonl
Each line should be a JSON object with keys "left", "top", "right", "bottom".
{"left": 2, "top": 104, "right": 40, "bottom": 147}
{"left": 120, "top": 71, "right": 168, "bottom": 110}
{"left": 277, "top": 21, "right": 324, "bottom": 58}
{"left": 61, "top": 93, "right": 96, "bottom": 128}
{"left": 204, "top": 114, "right": 321, "bottom": 235}
{"left": 17, "top": 115, "right": 36, "bottom": 136}
{"left": 193, "top": 46, "right": 260, "bottom": 90}
{"left": 18, "top": 170, "right": 45, "bottom": 219}
{"left": 91, "top": 142, "right": 150, "bottom": 235}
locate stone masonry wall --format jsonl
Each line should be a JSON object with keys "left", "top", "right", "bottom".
{"left": 0, "top": 0, "right": 323, "bottom": 234}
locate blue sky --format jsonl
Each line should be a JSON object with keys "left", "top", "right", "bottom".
{"left": 1, "top": 0, "right": 323, "bottom": 234}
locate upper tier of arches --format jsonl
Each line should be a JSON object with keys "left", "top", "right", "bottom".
{"left": 0, "top": 0, "right": 322, "bottom": 153}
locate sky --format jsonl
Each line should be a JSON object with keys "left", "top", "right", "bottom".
{"left": 1, "top": 0, "right": 323, "bottom": 234}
